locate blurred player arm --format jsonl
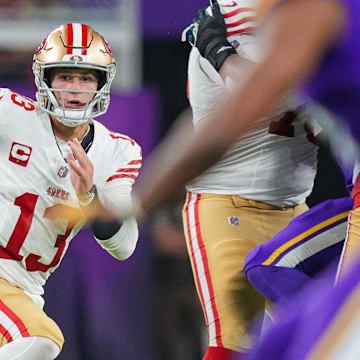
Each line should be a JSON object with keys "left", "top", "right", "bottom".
{"left": 135, "top": 0, "right": 344, "bottom": 215}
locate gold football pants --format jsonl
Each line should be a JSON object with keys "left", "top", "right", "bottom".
{"left": 0, "top": 278, "right": 64, "bottom": 350}
{"left": 183, "top": 192, "right": 308, "bottom": 351}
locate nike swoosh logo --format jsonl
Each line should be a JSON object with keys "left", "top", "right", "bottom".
{"left": 217, "top": 45, "right": 233, "bottom": 54}
{"left": 222, "top": 1, "right": 237, "bottom": 7}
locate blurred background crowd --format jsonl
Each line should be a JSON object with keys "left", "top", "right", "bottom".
{"left": 0, "top": 0, "right": 349, "bottom": 359}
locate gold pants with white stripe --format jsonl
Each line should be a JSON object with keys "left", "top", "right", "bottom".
{"left": 183, "top": 192, "right": 308, "bottom": 352}
{"left": 0, "top": 278, "right": 64, "bottom": 350}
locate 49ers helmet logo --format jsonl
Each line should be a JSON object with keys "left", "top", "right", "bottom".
{"left": 35, "top": 36, "right": 48, "bottom": 55}
{"left": 103, "top": 38, "right": 113, "bottom": 56}
{"left": 70, "top": 55, "right": 83, "bottom": 62}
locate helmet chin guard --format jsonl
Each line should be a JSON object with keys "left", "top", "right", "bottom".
{"left": 33, "top": 23, "right": 116, "bottom": 127}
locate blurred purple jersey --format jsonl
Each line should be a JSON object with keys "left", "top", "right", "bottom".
{"left": 244, "top": 197, "right": 353, "bottom": 308}
{"left": 244, "top": 254, "right": 360, "bottom": 360}
{"left": 304, "top": 0, "right": 360, "bottom": 143}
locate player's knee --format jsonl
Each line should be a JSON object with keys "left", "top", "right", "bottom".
{"left": 30, "top": 314, "right": 64, "bottom": 351}
{"left": 35, "top": 337, "right": 61, "bottom": 359}
{"left": 0, "top": 336, "right": 61, "bottom": 360}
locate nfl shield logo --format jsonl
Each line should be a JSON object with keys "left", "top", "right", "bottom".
{"left": 230, "top": 39, "right": 240, "bottom": 49}
{"left": 58, "top": 165, "right": 69, "bottom": 178}
{"left": 228, "top": 216, "right": 239, "bottom": 226}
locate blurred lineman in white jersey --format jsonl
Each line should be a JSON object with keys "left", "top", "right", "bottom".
{"left": 178, "top": 1, "right": 320, "bottom": 359}
{"left": 0, "top": 24, "right": 141, "bottom": 359}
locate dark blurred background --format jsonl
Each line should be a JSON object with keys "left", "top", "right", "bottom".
{"left": 0, "top": 1, "right": 348, "bottom": 359}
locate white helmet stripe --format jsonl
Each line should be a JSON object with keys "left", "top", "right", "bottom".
{"left": 72, "top": 23, "right": 83, "bottom": 56}
{"left": 66, "top": 23, "right": 88, "bottom": 56}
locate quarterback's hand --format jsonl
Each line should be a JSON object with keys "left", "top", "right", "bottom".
{"left": 195, "top": 2, "right": 237, "bottom": 71}
{"left": 67, "top": 138, "right": 94, "bottom": 195}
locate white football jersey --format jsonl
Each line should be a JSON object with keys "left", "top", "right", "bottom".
{"left": 0, "top": 88, "right": 142, "bottom": 301}
{"left": 186, "top": 48, "right": 320, "bottom": 207}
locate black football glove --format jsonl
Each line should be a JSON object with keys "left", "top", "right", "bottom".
{"left": 195, "top": 3, "right": 237, "bottom": 72}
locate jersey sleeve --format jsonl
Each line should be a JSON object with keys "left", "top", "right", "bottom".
{"left": 94, "top": 216, "right": 139, "bottom": 261}
{"left": 101, "top": 135, "right": 142, "bottom": 215}
{"left": 94, "top": 135, "right": 142, "bottom": 261}
{"left": 0, "top": 88, "right": 37, "bottom": 137}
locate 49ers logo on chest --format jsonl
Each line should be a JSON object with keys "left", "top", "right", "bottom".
{"left": 9, "top": 142, "right": 32, "bottom": 167}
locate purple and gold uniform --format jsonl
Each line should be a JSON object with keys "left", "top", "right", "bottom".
{"left": 244, "top": 197, "right": 353, "bottom": 308}
{"left": 244, "top": 254, "right": 360, "bottom": 360}
{"left": 303, "top": 0, "right": 360, "bottom": 145}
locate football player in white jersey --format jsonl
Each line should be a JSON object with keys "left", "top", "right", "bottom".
{"left": 138, "top": 1, "right": 319, "bottom": 359}
{"left": 0, "top": 24, "right": 141, "bottom": 359}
